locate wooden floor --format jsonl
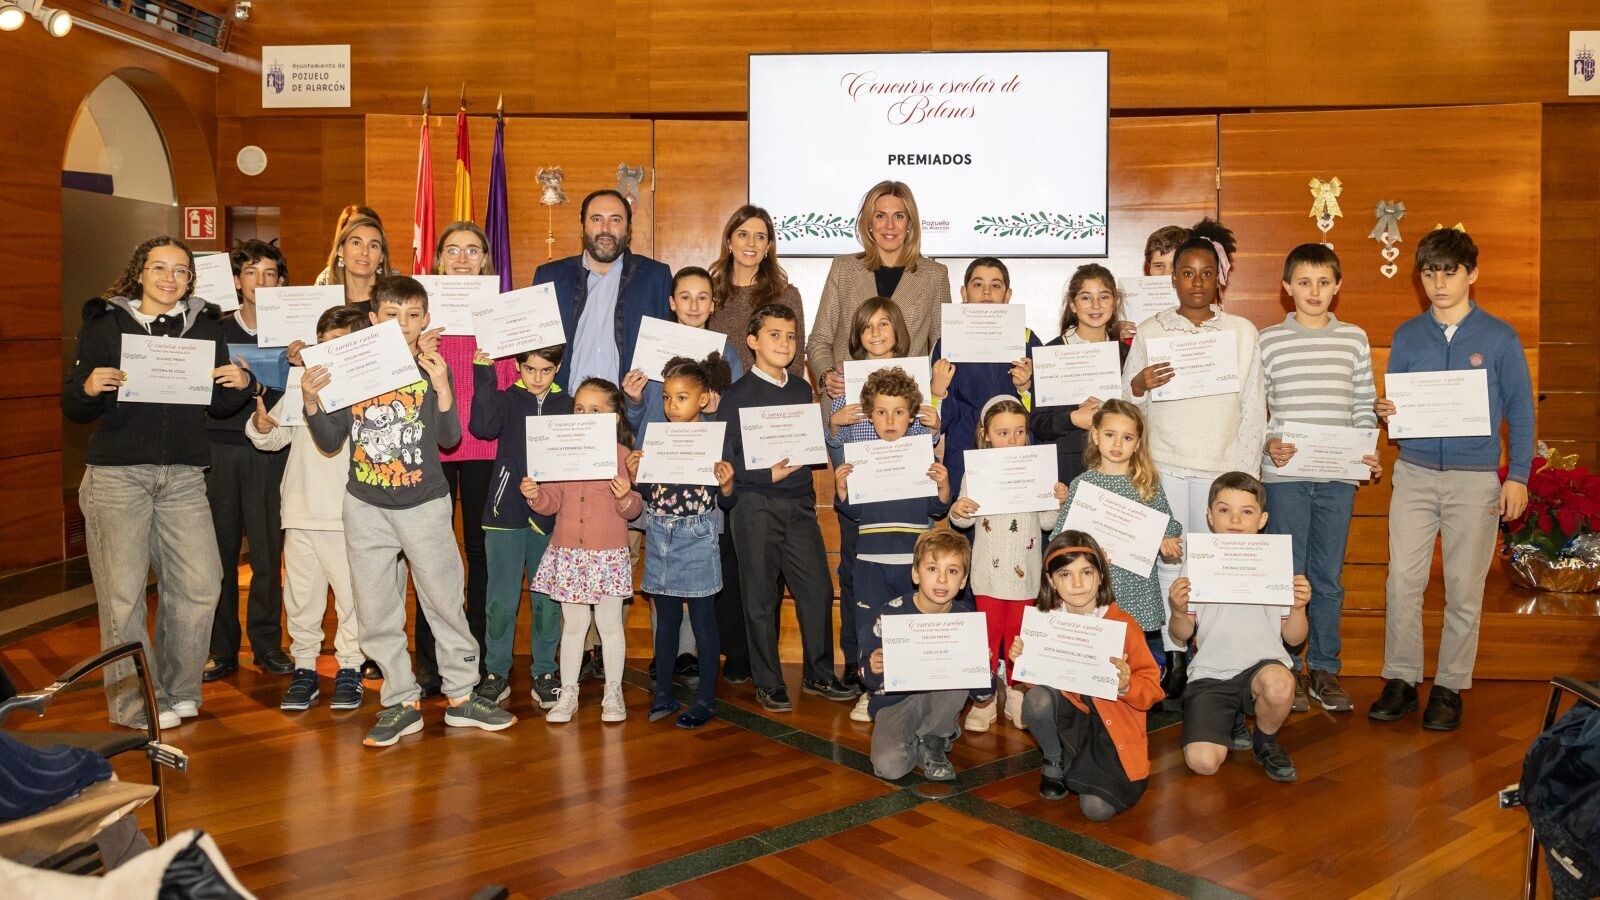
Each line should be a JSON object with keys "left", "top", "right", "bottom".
{"left": 1, "top": 601, "right": 1577, "bottom": 899}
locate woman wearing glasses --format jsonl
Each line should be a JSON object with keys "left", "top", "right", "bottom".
{"left": 418, "top": 221, "right": 511, "bottom": 689}
{"left": 62, "top": 236, "right": 258, "bottom": 731}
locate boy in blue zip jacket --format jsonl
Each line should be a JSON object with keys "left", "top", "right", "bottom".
{"left": 1368, "top": 227, "right": 1533, "bottom": 732}
{"left": 858, "top": 530, "right": 993, "bottom": 781}
{"left": 468, "top": 344, "right": 573, "bottom": 710}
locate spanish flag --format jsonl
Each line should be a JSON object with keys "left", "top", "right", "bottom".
{"left": 410, "top": 106, "right": 434, "bottom": 276}
{"left": 452, "top": 108, "right": 472, "bottom": 223}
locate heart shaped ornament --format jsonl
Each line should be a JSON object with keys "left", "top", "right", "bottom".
{"left": 1381, "top": 263, "right": 1398, "bottom": 279}
{"left": 1381, "top": 232, "right": 1400, "bottom": 247}
{"left": 1382, "top": 246, "right": 1400, "bottom": 261}
{"left": 1316, "top": 217, "right": 1335, "bottom": 234}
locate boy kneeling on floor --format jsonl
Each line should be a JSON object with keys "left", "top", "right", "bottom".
{"left": 860, "top": 530, "right": 993, "bottom": 782}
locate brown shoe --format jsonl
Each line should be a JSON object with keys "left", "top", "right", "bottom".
{"left": 1307, "top": 670, "right": 1353, "bottom": 712}
{"left": 1292, "top": 670, "right": 1310, "bottom": 712}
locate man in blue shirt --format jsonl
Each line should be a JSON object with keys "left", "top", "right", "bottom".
{"left": 533, "top": 190, "right": 671, "bottom": 390}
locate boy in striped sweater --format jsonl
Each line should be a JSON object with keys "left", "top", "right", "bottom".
{"left": 1258, "top": 244, "right": 1382, "bottom": 713}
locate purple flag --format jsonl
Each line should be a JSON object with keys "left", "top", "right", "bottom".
{"left": 485, "top": 114, "right": 512, "bottom": 291}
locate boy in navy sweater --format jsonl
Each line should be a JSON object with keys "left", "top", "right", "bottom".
{"left": 1368, "top": 228, "right": 1534, "bottom": 732}
{"left": 859, "top": 530, "right": 992, "bottom": 781}
{"left": 721, "top": 303, "right": 856, "bottom": 711}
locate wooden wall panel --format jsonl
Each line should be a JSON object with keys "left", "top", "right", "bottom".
{"left": 652, "top": 120, "right": 747, "bottom": 273}
{"left": 215, "top": 118, "right": 366, "bottom": 285}
{"left": 0, "top": 399, "right": 63, "bottom": 460}
{"left": 1538, "top": 107, "right": 1600, "bottom": 458}
{"left": 219, "top": 1, "right": 1600, "bottom": 116}
{"left": 0, "top": 19, "right": 217, "bottom": 572}
{"left": 363, "top": 115, "right": 655, "bottom": 287}
{"left": 1220, "top": 103, "right": 1541, "bottom": 344}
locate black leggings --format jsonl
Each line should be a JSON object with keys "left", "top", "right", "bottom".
{"left": 653, "top": 594, "right": 719, "bottom": 709}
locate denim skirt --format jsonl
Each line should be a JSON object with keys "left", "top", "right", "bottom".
{"left": 640, "top": 510, "right": 722, "bottom": 598}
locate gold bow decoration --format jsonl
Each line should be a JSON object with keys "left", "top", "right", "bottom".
{"left": 1308, "top": 177, "right": 1343, "bottom": 219}
{"left": 1434, "top": 222, "right": 1466, "bottom": 232}
{"left": 1536, "top": 441, "right": 1581, "bottom": 472}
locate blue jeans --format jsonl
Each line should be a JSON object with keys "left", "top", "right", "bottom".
{"left": 1264, "top": 479, "right": 1357, "bottom": 673}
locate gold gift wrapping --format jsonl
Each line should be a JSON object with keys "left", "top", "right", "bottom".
{"left": 1500, "top": 544, "right": 1600, "bottom": 593}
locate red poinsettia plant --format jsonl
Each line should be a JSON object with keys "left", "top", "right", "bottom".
{"left": 1506, "top": 446, "right": 1600, "bottom": 556}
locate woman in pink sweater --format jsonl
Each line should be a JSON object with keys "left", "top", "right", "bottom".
{"left": 522, "top": 378, "right": 643, "bottom": 725}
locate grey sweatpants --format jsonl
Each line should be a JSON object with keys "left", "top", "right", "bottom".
{"left": 870, "top": 690, "right": 967, "bottom": 780}
{"left": 343, "top": 495, "right": 477, "bottom": 706}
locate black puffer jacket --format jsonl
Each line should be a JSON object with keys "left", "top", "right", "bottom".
{"left": 62, "top": 296, "right": 256, "bottom": 467}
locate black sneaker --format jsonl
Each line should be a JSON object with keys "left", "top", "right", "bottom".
{"left": 756, "top": 686, "right": 793, "bottom": 711}
{"left": 1422, "top": 685, "right": 1463, "bottom": 732}
{"left": 675, "top": 653, "right": 701, "bottom": 688}
{"left": 359, "top": 659, "right": 383, "bottom": 680}
{"left": 280, "top": 669, "right": 320, "bottom": 711}
{"left": 802, "top": 677, "right": 860, "bottom": 702}
{"left": 531, "top": 672, "right": 560, "bottom": 710}
{"left": 915, "top": 737, "right": 956, "bottom": 781}
{"left": 1292, "top": 671, "right": 1311, "bottom": 713}
{"left": 255, "top": 650, "right": 294, "bottom": 676}
{"left": 1230, "top": 713, "right": 1251, "bottom": 751}
{"left": 1039, "top": 769, "right": 1068, "bottom": 800}
{"left": 329, "top": 668, "right": 364, "bottom": 710}
{"left": 1367, "top": 678, "right": 1419, "bottom": 722}
{"left": 580, "top": 649, "right": 604, "bottom": 683}
{"left": 840, "top": 665, "right": 862, "bottom": 690}
{"left": 475, "top": 673, "right": 510, "bottom": 705}
{"left": 1252, "top": 738, "right": 1298, "bottom": 782}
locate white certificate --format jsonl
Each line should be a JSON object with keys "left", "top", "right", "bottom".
{"left": 526, "top": 413, "right": 619, "bottom": 482}
{"left": 881, "top": 612, "right": 991, "bottom": 692}
{"left": 1182, "top": 532, "right": 1295, "bottom": 606}
{"left": 1273, "top": 422, "right": 1380, "bottom": 480}
{"left": 297, "top": 319, "right": 420, "bottom": 412}
{"left": 256, "top": 285, "right": 341, "bottom": 348}
{"left": 1060, "top": 480, "right": 1169, "bottom": 574}
{"left": 1033, "top": 342, "right": 1123, "bottom": 406}
{"left": 637, "top": 421, "right": 727, "bottom": 486}
{"left": 940, "top": 304, "right": 1027, "bottom": 363}
{"left": 1120, "top": 275, "right": 1177, "bottom": 325}
{"left": 843, "top": 434, "right": 936, "bottom": 505}
{"left": 1147, "top": 331, "right": 1240, "bottom": 402}
{"left": 1385, "top": 370, "right": 1491, "bottom": 439}
{"left": 962, "top": 445, "right": 1059, "bottom": 514}
{"left": 276, "top": 367, "right": 306, "bottom": 427}
{"left": 191, "top": 253, "right": 238, "bottom": 312}
{"left": 738, "top": 403, "right": 828, "bottom": 469}
{"left": 1012, "top": 606, "right": 1127, "bottom": 701}
{"left": 117, "top": 334, "right": 214, "bottom": 405}
{"left": 472, "top": 284, "right": 565, "bottom": 360}
{"left": 414, "top": 275, "right": 496, "bottom": 337}
{"left": 842, "top": 357, "right": 933, "bottom": 407}
{"left": 630, "top": 316, "right": 728, "bottom": 380}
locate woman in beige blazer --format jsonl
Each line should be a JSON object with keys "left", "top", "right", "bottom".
{"left": 807, "top": 180, "right": 951, "bottom": 396}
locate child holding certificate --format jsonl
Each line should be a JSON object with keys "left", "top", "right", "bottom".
{"left": 625, "top": 355, "right": 737, "bottom": 728}
{"left": 304, "top": 276, "right": 516, "bottom": 746}
{"left": 523, "top": 378, "right": 645, "bottom": 725}
{"left": 825, "top": 296, "right": 940, "bottom": 694}
{"left": 1051, "top": 399, "right": 1182, "bottom": 674}
{"left": 468, "top": 343, "right": 573, "bottom": 711}
{"left": 1009, "top": 531, "right": 1161, "bottom": 818}
{"left": 1029, "top": 264, "right": 1131, "bottom": 485}
{"left": 1259, "top": 244, "right": 1381, "bottom": 714}
{"left": 835, "top": 368, "right": 954, "bottom": 721}
{"left": 721, "top": 303, "right": 855, "bottom": 712}
{"left": 949, "top": 396, "right": 1068, "bottom": 732}
{"left": 931, "top": 257, "right": 1041, "bottom": 499}
{"left": 1368, "top": 227, "right": 1534, "bottom": 732}
{"left": 247, "top": 306, "right": 371, "bottom": 713}
{"left": 1122, "top": 220, "right": 1266, "bottom": 705}
{"left": 1168, "top": 472, "right": 1312, "bottom": 783}
{"left": 860, "top": 531, "right": 993, "bottom": 782}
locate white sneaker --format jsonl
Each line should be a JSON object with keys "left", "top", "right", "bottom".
{"left": 171, "top": 700, "right": 200, "bottom": 719}
{"left": 601, "top": 684, "right": 627, "bottom": 722}
{"left": 157, "top": 708, "right": 181, "bottom": 730}
{"left": 964, "top": 698, "right": 997, "bottom": 733}
{"left": 850, "top": 692, "right": 872, "bottom": 722}
{"left": 1005, "top": 685, "right": 1028, "bottom": 730}
{"left": 545, "top": 685, "right": 579, "bottom": 724}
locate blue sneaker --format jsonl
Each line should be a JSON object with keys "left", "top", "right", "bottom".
{"left": 280, "top": 669, "right": 319, "bottom": 711}
{"left": 329, "top": 668, "right": 364, "bottom": 710}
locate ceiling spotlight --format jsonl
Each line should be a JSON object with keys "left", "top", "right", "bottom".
{"left": 0, "top": 3, "right": 25, "bottom": 31}
{"left": 233, "top": 0, "right": 250, "bottom": 21}
{"left": 35, "top": 4, "right": 69, "bottom": 37}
